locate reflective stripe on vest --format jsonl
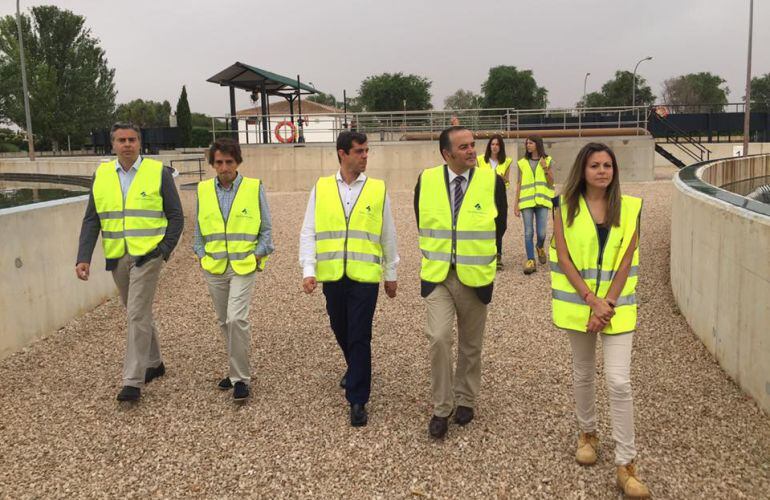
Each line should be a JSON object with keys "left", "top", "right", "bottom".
{"left": 197, "top": 177, "right": 263, "bottom": 275}
{"left": 92, "top": 158, "right": 167, "bottom": 259}
{"left": 314, "top": 175, "right": 385, "bottom": 283}
{"left": 518, "top": 156, "right": 554, "bottom": 209}
{"left": 477, "top": 154, "right": 512, "bottom": 188}
{"left": 418, "top": 165, "right": 497, "bottom": 287}
{"left": 550, "top": 194, "right": 642, "bottom": 334}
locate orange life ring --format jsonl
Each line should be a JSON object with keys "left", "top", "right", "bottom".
{"left": 275, "top": 120, "right": 296, "bottom": 143}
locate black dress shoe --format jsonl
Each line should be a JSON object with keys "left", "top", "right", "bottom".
{"left": 233, "top": 381, "right": 249, "bottom": 402}
{"left": 339, "top": 374, "right": 347, "bottom": 389}
{"left": 116, "top": 386, "right": 140, "bottom": 402}
{"left": 144, "top": 362, "right": 166, "bottom": 384}
{"left": 350, "top": 403, "right": 368, "bottom": 427}
{"left": 428, "top": 415, "right": 448, "bottom": 438}
{"left": 455, "top": 405, "right": 474, "bottom": 426}
{"left": 218, "top": 377, "right": 233, "bottom": 390}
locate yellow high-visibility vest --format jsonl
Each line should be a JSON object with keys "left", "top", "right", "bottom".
{"left": 315, "top": 175, "right": 385, "bottom": 283}
{"left": 517, "top": 156, "right": 555, "bottom": 209}
{"left": 549, "top": 194, "right": 642, "bottom": 334}
{"left": 418, "top": 165, "right": 497, "bottom": 287}
{"left": 197, "top": 177, "right": 263, "bottom": 275}
{"left": 477, "top": 154, "right": 513, "bottom": 188}
{"left": 92, "top": 158, "right": 167, "bottom": 258}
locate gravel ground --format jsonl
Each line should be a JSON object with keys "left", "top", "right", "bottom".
{"left": 1, "top": 180, "right": 768, "bottom": 499}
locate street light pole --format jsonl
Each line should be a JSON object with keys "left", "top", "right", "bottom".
{"left": 582, "top": 72, "right": 591, "bottom": 106}
{"left": 15, "top": 0, "right": 35, "bottom": 161}
{"left": 743, "top": 0, "right": 753, "bottom": 156}
{"left": 631, "top": 56, "right": 653, "bottom": 108}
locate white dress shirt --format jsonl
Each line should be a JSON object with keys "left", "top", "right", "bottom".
{"left": 299, "top": 171, "right": 399, "bottom": 281}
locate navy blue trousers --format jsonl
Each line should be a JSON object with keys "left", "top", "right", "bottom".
{"left": 322, "top": 276, "right": 379, "bottom": 405}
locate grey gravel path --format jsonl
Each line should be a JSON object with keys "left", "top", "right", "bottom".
{"left": 1, "top": 180, "right": 768, "bottom": 499}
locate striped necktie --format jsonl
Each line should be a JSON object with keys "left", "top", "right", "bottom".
{"left": 453, "top": 176, "right": 465, "bottom": 218}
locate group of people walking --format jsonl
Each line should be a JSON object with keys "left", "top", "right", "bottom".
{"left": 75, "top": 123, "right": 649, "bottom": 498}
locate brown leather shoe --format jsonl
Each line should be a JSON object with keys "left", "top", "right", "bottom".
{"left": 575, "top": 431, "right": 599, "bottom": 465}
{"left": 428, "top": 415, "right": 448, "bottom": 439}
{"left": 617, "top": 461, "right": 651, "bottom": 498}
{"left": 454, "top": 406, "right": 474, "bottom": 426}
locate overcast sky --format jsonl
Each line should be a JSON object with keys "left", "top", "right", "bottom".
{"left": 5, "top": 0, "right": 768, "bottom": 116}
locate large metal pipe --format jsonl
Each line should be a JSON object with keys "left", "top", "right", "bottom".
{"left": 400, "top": 127, "right": 649, "bottom": 141}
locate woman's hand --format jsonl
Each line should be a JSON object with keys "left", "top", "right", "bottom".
{"left": 586, "top": 313, "right": 608, "bottom": 334}
{"left": 587, "top": 293, "right": 615, "bottom": 321}
{"left": 514, "top": 206, "right": 521, "bottom": 217}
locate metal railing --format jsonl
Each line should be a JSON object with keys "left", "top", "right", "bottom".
{"left": 169, "top": 157, "right": 206, "bottom": 181}
{"left": 210, "top": 105, "right": 651, "bottom": 144}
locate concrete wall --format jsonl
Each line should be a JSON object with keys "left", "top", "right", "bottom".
{"left": 671, "top": 156, "right": 770, "bottom": 413}
{"left": 0, "top": 153, "right": 204, "bottom": 177}
{"left": 231, "top": 135, "right": 654, "bottom": 192}
{"left": 0, "top": 197, "right": 117, "bottom": 360}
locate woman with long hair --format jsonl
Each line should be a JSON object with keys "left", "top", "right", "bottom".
{"left": 549, "top": 142, "right": 650, "bottom": 498}
{"left": 477, "top": 134, "right": 512, "bottom": 268}
{"left": 513, "top": 136, "right": 554, "bottom": 275}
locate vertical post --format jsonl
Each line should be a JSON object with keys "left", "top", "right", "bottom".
{"left": 260, "top": 83, "right": 269, "bottom": 144}
{"left": 228, "top": 85, "right": 238, "bottom": 141}
{"left": 743, "top": 0, "right": 753, "bottom": 156}
{"left": 343, "top": 89, "right": 348, "bottom": 129}
{"left": 15, "top": 0, "right": 35, "bottom": 160}
{"left": 296, "top": 75, "right": 305, "bottom": 143}
{"left": 210, "top": 116, "right": 216, "bottom": 143}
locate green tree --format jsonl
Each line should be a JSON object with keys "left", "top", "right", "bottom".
{"left": 444, "top": 89, "right": 482, "bottom": 110}
{"left": 578, "top": 70, "right": 654, "bottom": 108}
{"left": 662, "top": 72, "right": 729, "bottom": 112}
{"left": 307, "top": 91, "right": 337, "bottom": 107}
{"left": 0, "top": 6, "right": 115, "bottom": 149}
{"left": 750, "top": 73, "right": 770, "bottom": 112}
{"left": 114, "top": 99, "right": 171, "bottom": 127}
{"left": 176, "top": 85, "right": 192, "bottom": 147}
{"left": 358, "top": 72, "right": 432, "bottom": 112}
{"left": 191, "top": 112, "right": 227, "bottom": 130}
{"left": 481, "top": 66, "right": 547, "bottom": 109}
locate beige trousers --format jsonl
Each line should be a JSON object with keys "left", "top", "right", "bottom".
{"left": 203, "top": 266, "right": 257, "bottom": 384}
{"left": 112, "top": 254, "right": 164, "bottom": 388}
{"left": 424, "top": 270, "right": 488, "bottom": 418}
{"left": 568, "top": 331, "right": 637, "bottom": 465}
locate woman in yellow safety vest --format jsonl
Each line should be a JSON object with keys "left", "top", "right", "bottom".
{"left": 477, "top": 134, "right": 512, "bottom": 268}
{"left": 513, "top": 135, "right": 554, "bottom": 275}
{"left": 550, "top": 142, "right": 650, "bottom": 499}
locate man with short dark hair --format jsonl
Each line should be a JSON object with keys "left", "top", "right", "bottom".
{"left": 414, "top": 126, "right": 507, "bottom": 438}
{"left": 192, "top": 138, "right": 274, "bottom": 403}
{"left": 76, "top": 122, "right": 184, "bottom": 403}
{"left": 299, "top": 131, "right": 399, "bottom": 427}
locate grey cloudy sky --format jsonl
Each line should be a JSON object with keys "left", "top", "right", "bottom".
{"left": 7, "top": 0, "right": 769, "bottom": 116}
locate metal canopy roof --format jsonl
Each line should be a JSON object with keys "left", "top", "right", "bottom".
{"left": 206, "top": 62, "right": 319, "bottom": 96}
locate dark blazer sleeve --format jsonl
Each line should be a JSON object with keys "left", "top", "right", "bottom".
{"left": 76, "top": 180, "right": 101, "bottom": 265}
{"left": 413, "top": 175, "right": 421, "bottom": 227}
{"left": 157, "top": 167, "right": 184, "bottom": 259}
{"left": 494, "top": 174, "right": 508, "bottom": 239}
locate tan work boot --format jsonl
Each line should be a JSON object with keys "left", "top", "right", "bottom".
{"left": 616, "top": 461, "right": 651, "bottom": 498}
{"left": 523, "top": 259, "right": 536, "bottom": 275}
{"left": 575, "top": 431, "right": 599, "bottom": 465}
{"left": 536, "top": 246, "right": 547, "bottom": 264}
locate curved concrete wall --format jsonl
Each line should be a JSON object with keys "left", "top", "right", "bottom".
{"left": 0, "top": 197, "right": 117, "bottom": 360}
{"left": 671, "top": 155, "right": 770, "bottom": 413}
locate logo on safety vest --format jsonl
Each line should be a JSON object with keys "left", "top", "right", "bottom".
{"left": 241, "top": 208, "right": 248, "bottom": 215}
{"left": 475, "top": 203, "right": 481, "bottom": 210}
{"left": 140, "top": 191, "right": 147, "bottom": 197}
{"left": 365, "top": 205, "right": 371, "bottom": 212}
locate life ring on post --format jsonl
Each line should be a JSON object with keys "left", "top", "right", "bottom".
{"left": 275, "top": 120, "right": 296, "bottom": 143}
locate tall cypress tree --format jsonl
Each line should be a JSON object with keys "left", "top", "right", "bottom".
{"left": 176, "top": 85, "right": 192, "bottom": 147}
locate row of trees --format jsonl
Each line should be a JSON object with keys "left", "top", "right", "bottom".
{"left": 0, "top": 6, "right": 223, "bottom": 150}
{"left": 312, "top": 67, "right": 770, "bottom": 114}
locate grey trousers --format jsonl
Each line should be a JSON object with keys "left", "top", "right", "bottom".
{"left": 424, "top": 270, "right": 488, "bottom": 417}
{"left": 203, "top": 266, "right": 257, "bottom": 384}
{"left": 112, "top": 254, "right": 164, "bottom": 388}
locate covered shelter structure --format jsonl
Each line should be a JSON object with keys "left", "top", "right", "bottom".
{"left": 206, "top": 62, "right": 319, "bottom": 144}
